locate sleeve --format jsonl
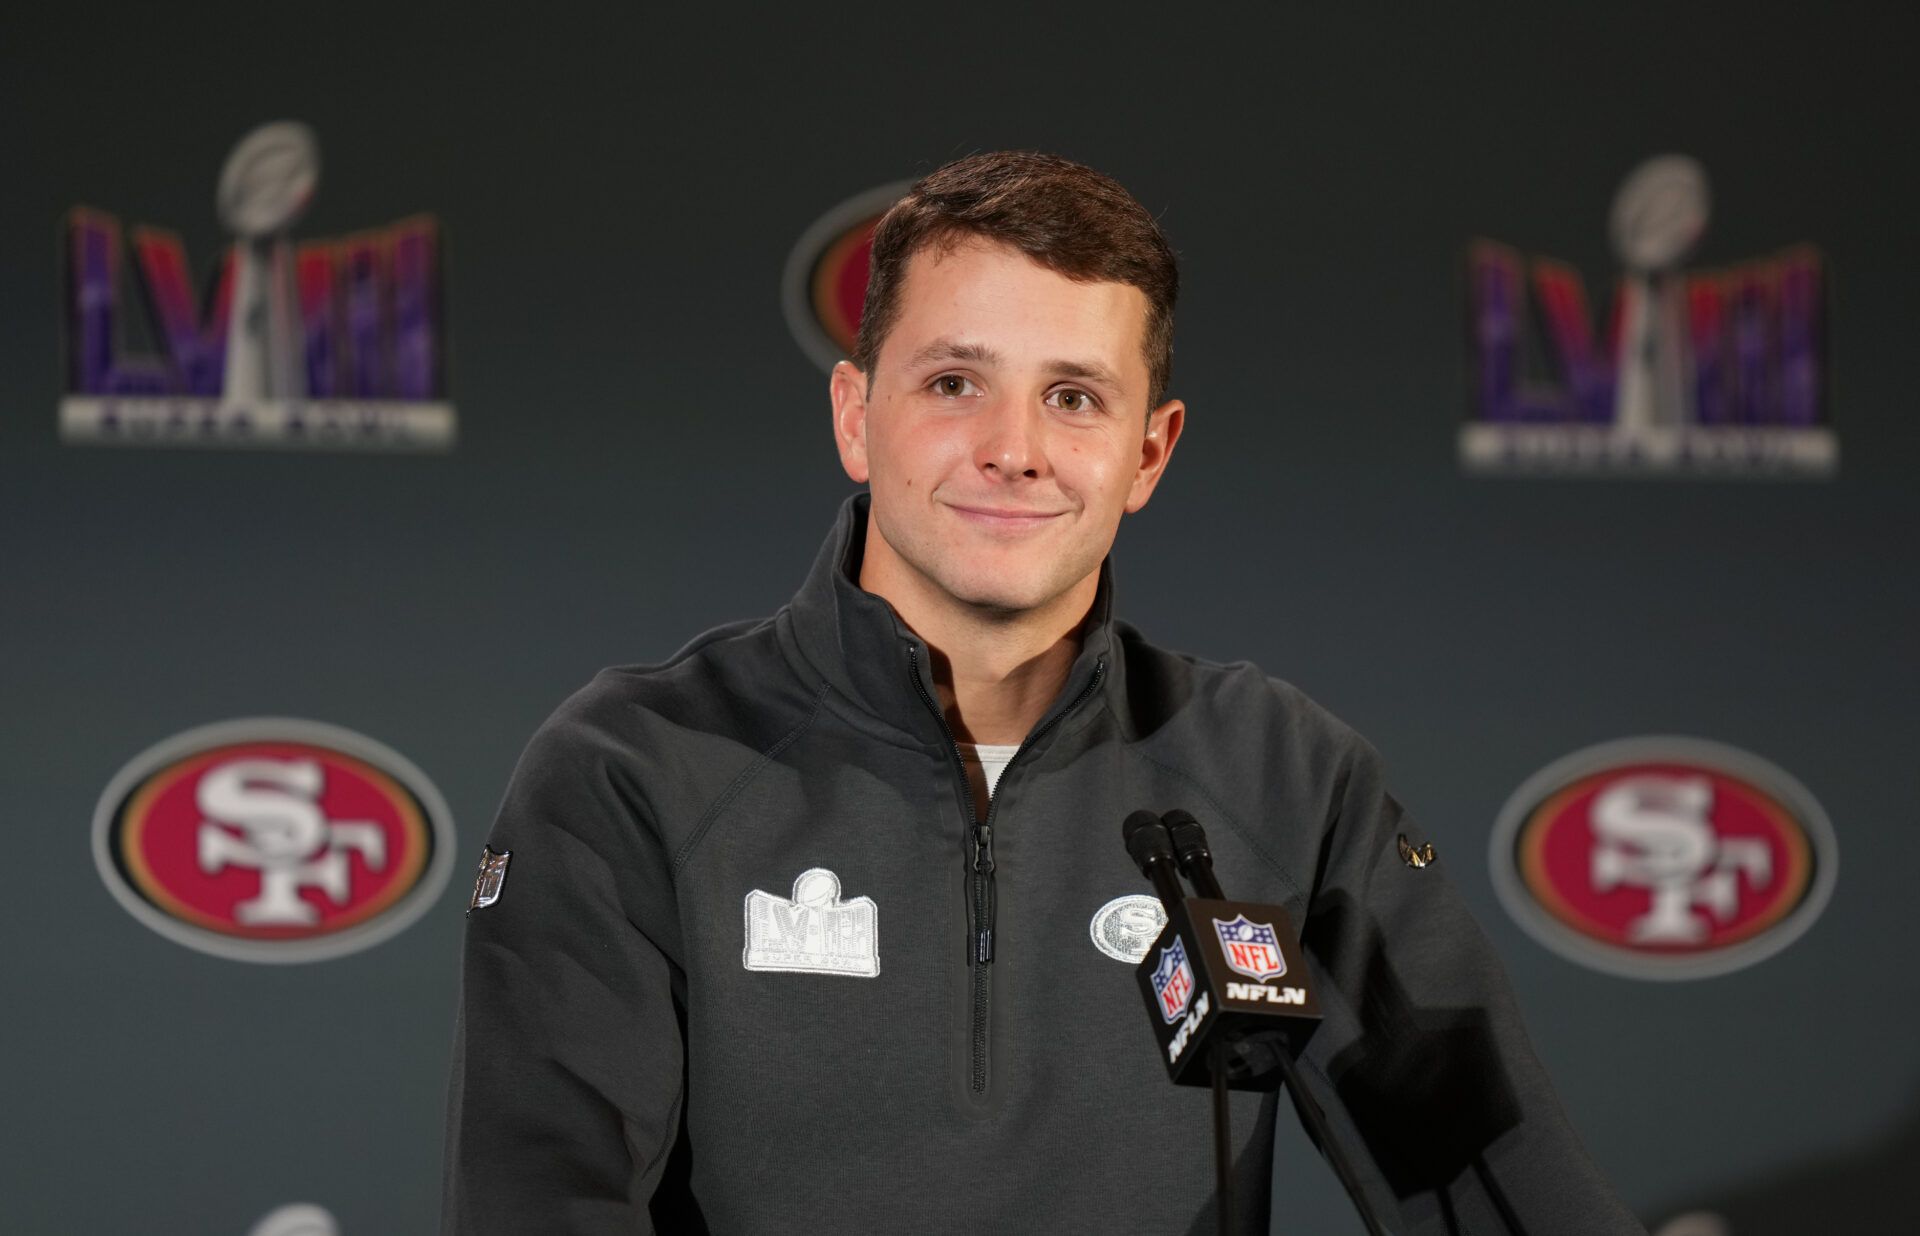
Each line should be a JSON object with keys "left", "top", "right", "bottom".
{"left": 1294, "top": 735, "right": 1648, "bottom": 1236}
{"left": 440, "top": 698, "right": 692, "bottom": 1234}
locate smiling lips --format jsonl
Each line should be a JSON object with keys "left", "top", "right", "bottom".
{"left": 945, "top": 502, "right": 1068, "bottom": 531}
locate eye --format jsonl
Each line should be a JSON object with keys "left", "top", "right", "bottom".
{"left": 930, "top": 374, "right": 981, "bottom": 398}
{"left": 1046, "top": 387, "right": 1101, "bottom": 414}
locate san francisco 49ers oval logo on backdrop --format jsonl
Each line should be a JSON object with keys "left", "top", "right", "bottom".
{"left": 91, "top": 718, "right": 456, "bottom": 963}
{"left": 1489, "top": 736, "right": 1836, "bottom": 980}
{"left": 780, "top": 181, "right": 910, "bottom": 372}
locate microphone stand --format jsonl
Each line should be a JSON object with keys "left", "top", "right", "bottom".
{"left": 1261, "top": 1026, "right": 1391, "bottom": 1236}
{"left": 1211, "top": 1039, "right": 1236, "bottom": 1236}
{"left": 1162, "top": 813, "right": 1392, "bottom": 1236}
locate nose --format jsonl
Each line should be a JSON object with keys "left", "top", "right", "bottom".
{"left": 975, "top": 396, "right": 1047, "bottom": 481}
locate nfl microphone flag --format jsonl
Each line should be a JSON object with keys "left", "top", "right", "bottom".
{"left": 1137, "top": 894, "right": 1323, "bottom": 1089}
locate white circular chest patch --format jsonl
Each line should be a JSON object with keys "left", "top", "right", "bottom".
{"left": 1089, "top": 893, "right": 1167, "bottom": 963}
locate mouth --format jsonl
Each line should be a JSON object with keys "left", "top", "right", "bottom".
{"left": 944, "top": 502, "right": 1069, "bottom": 532}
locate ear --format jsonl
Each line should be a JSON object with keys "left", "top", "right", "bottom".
{"left": 830, "top": 359, "right": 871, "bottom": 483}
{"left": 1124, "top": 397, "right": 1185, "bottom": 513}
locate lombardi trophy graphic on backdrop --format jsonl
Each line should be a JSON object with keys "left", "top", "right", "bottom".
{"left": 1609, "top": 155, "right": 1708, "bottom": 436}
{"left": 217, "top": 122, "right": 319, "bottom": 406}
{"left": 58, "top": 120, "right": 454, "bottom": 450}
{"left": 1461, "top": 152, "right": 1830, "bottom": 476}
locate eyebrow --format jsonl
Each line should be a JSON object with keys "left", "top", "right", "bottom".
{"left": 1046, "top": 357, "right": 1125, "bottom": 390}
{"left": 903, "top": 337, "right": 1126, "bottom": 392}
{"left": 903, "top": 338, "right": 1003, "bottom": 371}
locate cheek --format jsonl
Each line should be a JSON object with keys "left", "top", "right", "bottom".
{"left": 882, "top": 420, "right": 971, "bottom": 481}
{"left": 865, "top": 431, "right": 912, "bottom": 496}
{"left": 1056, "top": 432, "right": 1130, "bottom": 498}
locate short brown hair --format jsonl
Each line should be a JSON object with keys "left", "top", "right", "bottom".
{"left": 852, "top": 151, "right": 1179, "bottom": 411}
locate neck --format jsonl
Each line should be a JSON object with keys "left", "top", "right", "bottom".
{"left": 857, "top": 512, "right": 1095, "bottom": 747}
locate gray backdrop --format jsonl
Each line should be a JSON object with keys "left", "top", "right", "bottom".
{"left": 6, "top": 4, "right": 1916, "bottom": 1232}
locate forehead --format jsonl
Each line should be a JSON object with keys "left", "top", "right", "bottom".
{"left": 881, "top": 237, "right": 1149, "bottom": 380}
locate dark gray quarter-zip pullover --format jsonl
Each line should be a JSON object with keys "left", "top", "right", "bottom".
{"left": 442, "top": 493, "right": 1645, "bottom": 1236}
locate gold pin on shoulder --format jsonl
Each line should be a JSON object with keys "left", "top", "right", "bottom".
{"left": 468, "top": 846, "right": 512, "bottom": 914}
{"left": 1397, "top": 834, "right": 1436, "bottom": 869}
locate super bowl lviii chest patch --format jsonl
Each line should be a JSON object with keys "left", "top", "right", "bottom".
{"left": 742, "top": 867, "right": 879, "bottom": 977}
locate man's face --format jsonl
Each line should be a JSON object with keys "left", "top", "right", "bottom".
{"left": 830, "top": 237, "right": 1183, "bottom": 619}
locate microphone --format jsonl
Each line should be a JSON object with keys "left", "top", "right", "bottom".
{"left": 1127, "top": 810, "right": 1391, "bottom": 1236}
{"left": 1122, "top": 809, "right": 1190, "bottom": 914}
{"left": 1126, "top": 810, "right": 1322, "bottom": 1089}
{"left": 1162, "top": 808, "right": 1225, "bottom": 899}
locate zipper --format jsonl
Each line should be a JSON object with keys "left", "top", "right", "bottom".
{"left": 969, "top": 819, "right": 995, "bottom": 1095}
{"left": 906, "top": 643, "right": 1107, "bottom": 1097}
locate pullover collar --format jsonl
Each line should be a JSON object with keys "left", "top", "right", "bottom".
{"left": 784, "top": 493, "right": 1118, "bottom": 753}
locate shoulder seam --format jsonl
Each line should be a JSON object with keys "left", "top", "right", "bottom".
{"left": 669, "top": 681, "right": 832, "bottom": 875}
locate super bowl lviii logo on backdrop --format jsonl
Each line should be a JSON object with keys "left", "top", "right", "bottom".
{"left": 1463, "top": 154, "right": 1832, "bottom": 477}
{"left": 61, "top": 121, "right": 454, "bottom": 450}
{"left": 1490, "top": 737, "right": 1836, "bottom": 980}
{"left": 92, "top": 719, "right": 456, "bottom": 962}
{"left": 781, "top": 182, "right": 909, "bottom": 372}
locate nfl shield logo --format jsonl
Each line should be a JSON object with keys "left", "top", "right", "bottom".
{"left": 1213, "top": 914, "right": 1287, "bottom": 982}
{"left": 1152, "top": 937, "right": 1196, "bottom": 1024}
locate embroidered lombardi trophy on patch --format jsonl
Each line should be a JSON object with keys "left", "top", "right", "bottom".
{"left": 743, "top": 867, "right": 879, "bottom": 977}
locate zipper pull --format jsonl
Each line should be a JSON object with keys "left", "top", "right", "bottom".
{"left": 972, "top": 823, "right": 996, "bottom": 964}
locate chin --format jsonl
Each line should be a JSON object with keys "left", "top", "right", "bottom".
{"left": 935, "top": 576, "right": 1037, "bottom": 615}
{"left": 957, "top": 590, "right": 1049, "bottom": 619}
{"left": 935, "top": 564, "right": 1077, "bottom": 618}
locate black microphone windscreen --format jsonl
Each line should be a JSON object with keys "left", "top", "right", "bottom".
{"left": 1121, "top": 809, "right": 1163, "bottom": 846}
{"left": 1164, "top": 810, "right": 1208, "bottom": 853}
{"left": 1122, "top": 810, "right": 1176, "bottom": 874}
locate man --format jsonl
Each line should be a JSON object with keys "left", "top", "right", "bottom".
{"left": 442, "top": 151, "right": 1645, "bottom": 1234}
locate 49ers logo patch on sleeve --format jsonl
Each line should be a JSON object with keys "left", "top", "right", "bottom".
{"left": 92, "top": 718, "right": 456, "bottom": 963}
{"left": 1489, "top": 736, "right": 1836, "bottom": 980}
